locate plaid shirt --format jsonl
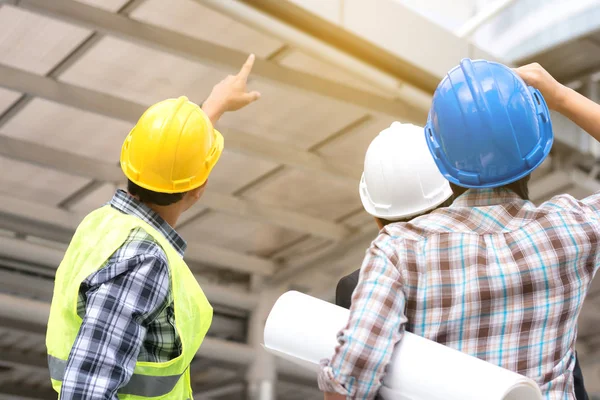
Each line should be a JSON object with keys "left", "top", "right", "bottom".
{"left": 318, "top": 188, "right": 600, "bottom": 400}
{"left": 60, "top": 190, "right": 185, "bottom": 400}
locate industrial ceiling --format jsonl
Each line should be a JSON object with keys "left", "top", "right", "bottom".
{"left": 0, "top": 0, "right": 599, "bottom": 398}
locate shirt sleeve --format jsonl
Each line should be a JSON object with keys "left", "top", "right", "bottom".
{"left": 580, "top": 191, "right": 600, "bottom": 214}
{"left": 318, "top": 233, "right": 407, "bottom": 399}
{"left": 59, "top": 253, "right": 170, "bottom": 400}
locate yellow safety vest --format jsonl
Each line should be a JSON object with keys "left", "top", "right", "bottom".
{"left": 46, "top": 205, "right": 213, "bottom": 399}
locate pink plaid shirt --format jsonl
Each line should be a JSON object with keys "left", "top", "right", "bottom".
{"left": 319, "top": 188, "right": 600, "bottom": 399}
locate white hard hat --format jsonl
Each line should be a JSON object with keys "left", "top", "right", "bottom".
{"left": 359, "top": 122, "right": 453, "bottom": 220}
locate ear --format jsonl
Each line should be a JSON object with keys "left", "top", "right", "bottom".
{"left": 190, "top": 180, "right": 207, "bottom": 200}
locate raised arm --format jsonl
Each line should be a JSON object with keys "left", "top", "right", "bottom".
{"left": 319, "top": 234, "right": 407, "bottom": 399}
{"left": 202, "top": 54, "right": 261, "bottom": 124}
{"left": 515, "top": 63, "right": 600, "bottom": 142}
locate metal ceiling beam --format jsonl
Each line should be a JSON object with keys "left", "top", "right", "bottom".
{"left": 520, "top": 40, "right": 600, "bottom": 86}
{"left": 560, "top": 64, "right": 600, "bottom": 87}
{"left": 0, "top": 0, "right": 362, "bottom": 240}
{"left": 571, "top": 169, "right": 600, "bottom": 193}
{"left": 0, "top": 1, "right": 147, "bottom": 216}
{"left": 200, "top": 191, "right": 351, "bottom": 239}
{"left": 198, "top": 116, "right": 372, "bottom": 266}
{"left": 0, "top": 348, "right": 47, "bottom": 370}
{"left": 455, "top": 0, "right": 519, "bottom": 39}
{"left": 0, "top": 71, "right": 360, "bottom": 184}
{"left": 509, "top": 3, "right": 600, "bottom": 64}
{"left": 0, "top": 383, "right": 54, "bottom": 400}
{"left": 224, "top": 129, "right": 361, "bottom": 182}
{"left": 0, "top": 327, "right": 248, "bottom": 374}
{"left": 0, "top": 342, "right": 315, "bottom": 398}
{"left": 0, "top": 63, "right": 141, "bottom": 122}
{"left": 529, "top": 170, "right": 574, "bottom": 202}
{"left": 199, "top": 0, "right": 432, "bottom": 111}
{"left": 0, "top": 135, "right": 121, "bottom": 183}
{"left": 181, "top": 115, "right": 371, "bottom": 244}
{"left": 0, "top": 236, "right": 64, "bottom": 269}
{"left": 0, "top": 269, "right": 54, "bottom": 301}
{"left": 13, "top": 0, "right": 425, "bottom": 123}
{"left": 194, "top": 382, "right": 245, "bottom": 399}
{"left": 0, "top": 64, "right": 354, "bottom": 240}
{"left": 0, "top": 0, "right": 147, "bottom": 128}
{"left": 0, "top": 239, "right": 260, "bottom": 310}
{"left": 0, "top": 295, "right": 50, "bottom": 329}
{"left": 0, "top": 294, "right": 315, "bottom": 380}
{"left": 58, "top": 181, "right": 108, "bottom": 210}
{"left": 269, "top": 226, "right": 378, "bottom": 286}
{"left": 234, "top": 0, "right": 440, "bottom": 95}
{"left": 0, "top": 194, "right": 275, "bottom": 276}
{"left": 0, "top": 63, "right": 360, "bottom": 182}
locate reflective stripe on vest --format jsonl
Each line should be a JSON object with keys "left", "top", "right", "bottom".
{"left": 48, "top": 355, "right": 184, "bottom": 397}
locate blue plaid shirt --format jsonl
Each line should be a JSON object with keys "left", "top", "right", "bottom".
{"left": 60, "top": 190, "right": 185, "bottom": 399}
{"left": 319, "top": 188, "right": 600, "bottom": 399}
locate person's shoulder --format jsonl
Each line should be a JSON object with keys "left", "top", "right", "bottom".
{"left": 112, "top": 227, "right": 168, "bottom": 264}
{"left": 539, "top": 192, "right": 583, "bottom": 208}
{"left": 539, "top": 192, "right": 600, "bottom": 220}
{"left": 84, "top": 228, "right": 170, "bottom": 290}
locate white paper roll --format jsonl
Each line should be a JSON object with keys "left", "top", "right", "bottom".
{"left": 264, "top": 291, "right": 542, "bottom": 400}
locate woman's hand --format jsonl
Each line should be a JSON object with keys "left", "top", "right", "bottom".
{"left": 514, "top": 63, "right": 567, "bottom": 111}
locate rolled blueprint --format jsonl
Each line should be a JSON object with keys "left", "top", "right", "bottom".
{"left": 264, "top": 291, "right": 542, "bottom": 400}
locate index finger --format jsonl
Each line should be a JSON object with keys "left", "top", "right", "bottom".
{"left": 237, "top": 54, "right": 256, "bottom": 81}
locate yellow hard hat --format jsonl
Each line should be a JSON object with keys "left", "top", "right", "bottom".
{"left": 120, "top": 96, "right": 224, "bottom": 193}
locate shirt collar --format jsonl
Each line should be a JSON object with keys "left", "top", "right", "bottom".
{"left": 451, "top": 188, "right": 529, "bottom": 208}
{"left": 110, "top": 189, "right": 187, "bottom": 256}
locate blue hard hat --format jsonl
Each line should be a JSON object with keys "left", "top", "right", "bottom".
{"left": 424, "top": 58, "right": 553, "bottom": 188}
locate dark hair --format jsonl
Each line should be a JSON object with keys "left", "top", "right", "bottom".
{"left": 127, "top": 180, "right": 187, "bottom": 206}
{"left": 449, "top": 174, "right": 531, "bottom": 201}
